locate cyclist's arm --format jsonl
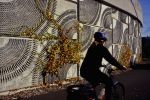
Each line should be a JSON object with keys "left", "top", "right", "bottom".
{"left": 103, "top": 47, "right": 126, "bottom": 70}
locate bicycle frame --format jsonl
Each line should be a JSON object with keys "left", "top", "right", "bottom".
{"left": 67, "top": 65, "right": 125, "bottom": 100}
{"left": 98, "top": 65, "right": 125, "bottom": 100}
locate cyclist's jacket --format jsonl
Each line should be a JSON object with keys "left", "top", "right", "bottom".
{"left": 80, "top": 42, "right": 124, "bottom": 77}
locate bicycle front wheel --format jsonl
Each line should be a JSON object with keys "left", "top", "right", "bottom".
{"left": 112, "top": 82, "right": 125, "bottom": 100}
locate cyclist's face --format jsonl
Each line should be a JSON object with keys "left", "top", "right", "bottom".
{"left": 98, "top": 40, "right": 106, "bottom": 45}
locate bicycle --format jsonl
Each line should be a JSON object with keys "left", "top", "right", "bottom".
{"left": 67, "top": 65, "right": 125, "bottom": 100}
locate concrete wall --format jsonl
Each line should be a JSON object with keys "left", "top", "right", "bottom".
{"left": 0, "top": 0, "right": 142, "bottom": 92}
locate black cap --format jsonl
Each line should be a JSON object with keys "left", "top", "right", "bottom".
{"left": 94, "top": 32, "right": 107, "bottom": 41}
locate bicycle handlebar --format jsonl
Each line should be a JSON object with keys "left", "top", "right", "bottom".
{"left": 101, "top": 65, "right": 124, "bottom": 75}
{"left": 100, "top": 65, "right": 115, "bottom": 75}
{"left": 101, "top": 64, "right": 125, "bottom": 72}
{"left": 107, "top": 68, "right": 114, "bottom": 74}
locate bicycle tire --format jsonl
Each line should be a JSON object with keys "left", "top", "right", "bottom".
{"left": 95, "top": 84, "right": 105, "bottom": 100}
{"left": 112, "top": 82, "right": 125, "bottom": 100}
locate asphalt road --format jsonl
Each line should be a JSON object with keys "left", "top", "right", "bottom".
{"left": 116, "top": 64, "right": 150, "bottom": 100}
{"left": 28, "top": 63, "right": 150, "bottom": 100}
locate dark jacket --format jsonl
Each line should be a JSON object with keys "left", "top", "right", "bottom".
{"left": 80, "top": 42, "right": 124, "bottom": 77}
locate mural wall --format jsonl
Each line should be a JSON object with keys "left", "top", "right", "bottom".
{"left": 0, "top": 0, "right": 142, "bottom": 92}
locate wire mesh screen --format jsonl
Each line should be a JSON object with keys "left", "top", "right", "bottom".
{"left": 0, "top": 37, "right": 37, "bottom": 91}
{"left": 112, "top": 19, "right": 123, "bottom": 44}
{"left": 119, "top": 12, "right": 128, "bottom": 24}
{"left": 0, "top": 0, "right": 44, "bottom": 36}
{"left": 0, "top": 0, "right": 57, "bottom": 91}
{"left": 122, "top": 24, "right": 129, "bottom": 45}
{"left": 79, "top": 0, "right": 101, "bottom": 25}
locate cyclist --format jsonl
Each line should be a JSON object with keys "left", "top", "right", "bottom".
{"left": 80, "top": 32, "right": 127, "bottom": 100}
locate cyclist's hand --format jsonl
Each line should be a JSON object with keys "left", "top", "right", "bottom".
{"left": 122, "top": 66, "right": 132, "bottom": 72}
{"left": 123, "top": 66, "right": 127, "bottom": 69}
{"left": 121, "top": 66, "right": 128, "bottom": 72}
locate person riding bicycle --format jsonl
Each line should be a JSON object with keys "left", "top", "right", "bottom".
{"left": 80, "top": 32, "right": 127, "bottom": 100}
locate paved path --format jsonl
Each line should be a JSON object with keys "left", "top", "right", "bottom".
{"left": 26, "top": 64, "right": 150, "bottom": 100}
{"left": 116, "top": 64, "right": 150, "bottom": 100}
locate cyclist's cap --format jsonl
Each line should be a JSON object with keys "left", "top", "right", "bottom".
{"left": 94, "top": 32, "right": 107, "bottom": 41}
